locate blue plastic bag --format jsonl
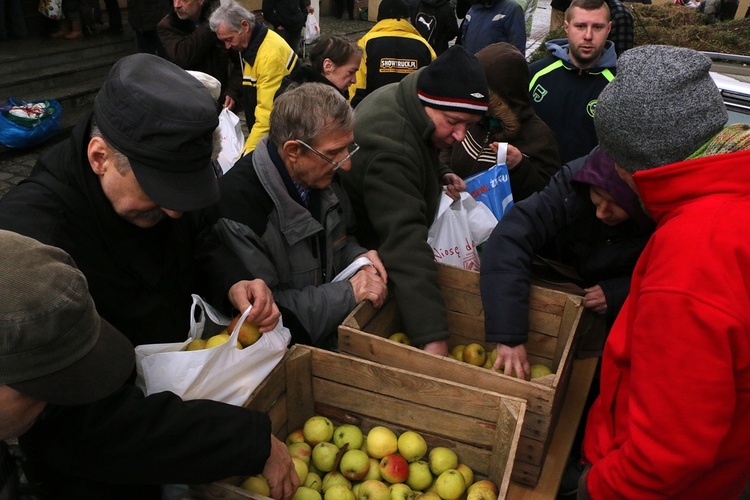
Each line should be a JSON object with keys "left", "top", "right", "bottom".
{"left": 0, "top": 98, "right": 62, "bottom": 149}
{"left": 464, "top": 142, "right": 514, "bottom": 220}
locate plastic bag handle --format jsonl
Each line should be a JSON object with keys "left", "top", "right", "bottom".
{"left": 496, "top": 142, "right": 508, "bottom": 165}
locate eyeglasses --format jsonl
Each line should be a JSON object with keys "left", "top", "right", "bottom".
{"left": 296, "top": 140, "right": 360, "bottom": 171}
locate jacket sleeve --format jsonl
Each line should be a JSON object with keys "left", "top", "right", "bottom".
{"left": 359, "top": 150, "right": 451, "bottom": 346}
{"left": 158, "top": 19, "right": 217, "bottom": 68}
{"left": 20, "top": 386, "right": 272, "bottom": 486}
{"left": 480, "top": 163, "right": 580, "bottom": 346}
{"left": 505, "top": 2, "right": 527, "bottom": 56}
{"left": 507, "top": 129, "right": 561, "bottom": 201}
{"left": 597, "top": 274, "right": 630, "bottom": 324}
{"left": 211, "top": 218, "right": 357, "bottom": 345}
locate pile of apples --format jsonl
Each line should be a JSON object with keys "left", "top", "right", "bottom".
{"left": 185, "top": 315, "right": 262, "bottom": 351}
{"left": 240, "top": 416, "right": 500, "bottom": 500}
{"left": 388, "top": 333, "right": 553, "bottom": 380}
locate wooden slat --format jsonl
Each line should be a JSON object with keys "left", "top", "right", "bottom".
{"left": 309, "top": 347, "right": 507, "bottom": 422}
{"left": 437, "top": 263, "right": 481, "bottom": 294}
{"left": 285, "top": 346, "right": 315, "bottom": 433}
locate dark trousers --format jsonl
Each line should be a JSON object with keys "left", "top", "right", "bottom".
{"left": 135, "top": 29, "right": 165, "bottom": 56}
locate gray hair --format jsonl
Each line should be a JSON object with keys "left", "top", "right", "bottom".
{"left": 90, "top": 116, "right": 222, "bottom": 172}
{"left": 269, "top": 83, "right": 355, "bottom": 146}
{"left": 209, "top": 1, "right": 255, "bottom": 32}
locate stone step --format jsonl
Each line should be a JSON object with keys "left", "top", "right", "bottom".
{"left": 1, "top": 51, "right": 133, "bottom": 97}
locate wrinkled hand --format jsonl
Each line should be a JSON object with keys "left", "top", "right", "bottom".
{"left": 356, "top": 250, "right": 388, "bottom": 284}
{"left": 583, "top": 285, "right": 607, "bottom": 315}
{"left": 349, "top": 268, "right": 388, "bottom": 308}
{"left": 262, "top": 434, "right": 300, "bottom": 500}
{"left": 307, "top": 5, "right": 314, "bottom": 12}
{"left": 222, "top": 95, "right": 235, "bottom": 110}
{"left": 493, "top": 344, "right": 531, "bottom": 381}
{"left": 489, "top": 142, "right": 523, "bottom": 170}
{"left": 228, "top": 280, "right": 281, "bottom": 332}
{"left": 442, "top": 173, "right": 466, "bottom": 201}
{"left": 422, "top": 339, "right": 449, "bottom": 356}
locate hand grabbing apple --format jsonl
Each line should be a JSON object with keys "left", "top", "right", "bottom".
{"left": 228, "top": 279, "right": 280, "bottom": 332}
{"left": 263, "top": 434, "right": 300, "bottom": 500}
{"left": 493, "top": 344, "right": 531, "bottom": 381}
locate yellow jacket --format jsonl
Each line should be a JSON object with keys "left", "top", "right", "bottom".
{"left": 240, "top": 23, "right": 298, "bottom": 155}
{"left": 349, "top": 18, "right": 436, "bottom": 106}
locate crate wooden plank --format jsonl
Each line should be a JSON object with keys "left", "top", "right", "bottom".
{"left": 338, "top": 264, "right": 585, "bottom": 487}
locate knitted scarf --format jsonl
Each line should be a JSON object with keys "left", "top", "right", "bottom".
{"left": 689, "top": 123, "right": 750, "bottom": 159}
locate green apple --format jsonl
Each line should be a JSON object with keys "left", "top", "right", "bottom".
{"left": 322, "top": 471, "right": 352, "bottom": 494}
{"left": 466, "top": 486, "right": 496, "bottom": 500}
{"left": 428, "top": 447, "right": 458, "bottom": 476}
{"left": 294, "top": 486, "right": 323, "bottom": 500}
{"left": 339, "top": 449, "right": 371, "bottom": 481}
{"left": 466, "top": 480, "right": 498, "bottom": 497}
{"left": 388, "top": 332, "right": 411, "bottom": 345}
{"left": 449, "top": 345, "right": 465, "bottom": 362}
{"left": 406, "top": 461, "right": 433, "bottom": 491}
{"left": 305, "top": 416, "right": 335, "bottom": 446}
{"left": 366, "top": 426, "right": 398, "bottom": 459}
{"left": 334, "top": 424, "right": 365, "bottom": 450}
{"left": 389, "top": 482, "right": 415, "bottom": 500}
{"left": 289, "top": 442, "right": 313, "bottom": 465}
{"left": 240, "top": 474, "right": 271, "bottom": 496}
{"left": 304, "top": 472, "right": 323, "bottom": 491}
{"left": 293, "top": 457, "right": 309, "bottom": 484}
{"left": 364, "top": 458, "right": 382, "bottom": 481}
{"left": 454, "top": 463, "right": 473, "bottom": 489}
{"left": 530, "top": 364, "right": 553, "bottom": 379}
{"left": 379, "top": 453, "right": 409, "bottom": 484}
{"left": 287, "top": 428, "right": 307, "bottom": 446}
{"left": 414, "top": 492, "right": 441, "bottom": 500}
{"left": 397, "top": 431, "right": 427, "bottom": 462}
{"left": 435, "top": 470, "right": 466, "bottom": 500}
{"left": 313, "top": 442, "right": 340, "bottom": 472}
{"left": 325, "top": 484, "right": 356, "bottom": 500}
{"left": 356, "top": 479, "right": 391, "bottom": 500}
{"left": 292, "top": 486, "right": 323, "bottom": 500}
{"left": 462, "top": 343, "right": 486, "bottom": 367}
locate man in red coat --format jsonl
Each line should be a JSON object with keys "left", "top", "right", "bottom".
{"left": 578, "top": 44, "right": 750, "bottom": 498}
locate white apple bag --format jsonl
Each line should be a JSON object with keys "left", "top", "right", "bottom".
{"left": 134, "top": 294, "right": 291, "bottom": 406}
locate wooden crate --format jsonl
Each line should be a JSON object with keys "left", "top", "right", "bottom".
{"left": 337, "top": 264, "right": 586, "bottom": 487}
{"left": 193, "top": 344, "right": 526, "bottom": 499}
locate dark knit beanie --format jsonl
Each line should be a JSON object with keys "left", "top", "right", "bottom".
{"left": 595, "top": 45, "right": 727, "bottom": 172}
{"left": 417, "top": 45, "right": 489, "bottom": 116}
{"left": 377, "top": 0, "right": 409, "bottom": 20}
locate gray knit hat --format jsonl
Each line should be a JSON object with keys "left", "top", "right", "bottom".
{"left": 595, "top": 45, "right": 727, "bottom": 172}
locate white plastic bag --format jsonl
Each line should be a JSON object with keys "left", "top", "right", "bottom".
{"left": 427, "top": 192, "right": 498, "bottom": 271}
{"left": 304, "top": 13, "right": 320, "bottom": 44}
{"left": 217, "top": 107, "right": 244, "bottom": 174}
{"left": 134, "top": 295, "right": 290, "bottom": 406}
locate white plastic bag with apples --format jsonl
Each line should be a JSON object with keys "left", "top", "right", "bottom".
{"left": 135, "top": 294, "right": 290, "bottom": 406}
{"left": 427, "top": 192, "right": 498, "bottom": 271}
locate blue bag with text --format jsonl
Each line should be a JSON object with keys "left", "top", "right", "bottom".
{"left": 464, "top": 142, "right": 514, "bottom": 220}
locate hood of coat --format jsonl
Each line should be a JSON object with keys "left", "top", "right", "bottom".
{"left": 475, "top": 42, "right": 537, "bottom": 140}
{"left": 573, "top": 147, "right": 654, "bottom": 232}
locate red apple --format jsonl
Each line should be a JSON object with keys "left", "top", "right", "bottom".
{"left": 379, "top": 453, "right": 409, "bottom": 484}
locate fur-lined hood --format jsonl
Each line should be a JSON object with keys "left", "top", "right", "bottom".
{"left": 474, "top": 42, "right": 537, "bottom": 141}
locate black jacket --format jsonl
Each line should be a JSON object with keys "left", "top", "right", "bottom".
{"left": 409, "top": 0, "right": 460, "bottom": 55}
{"left": 19, "top": 385, "right": 272, "bottom": 498}
{"left": 262, "top": 0, "right": 310, "bottom": 33}
{"left": 480, "top": 152, "right": 654, "bottom": 346}
{"left": 0, "top": 116, "right": 250, "bottom": 347}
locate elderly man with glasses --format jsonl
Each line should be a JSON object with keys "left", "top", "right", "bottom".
{"left": 201, "top": 82, "right": 388, "bottom": 348}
